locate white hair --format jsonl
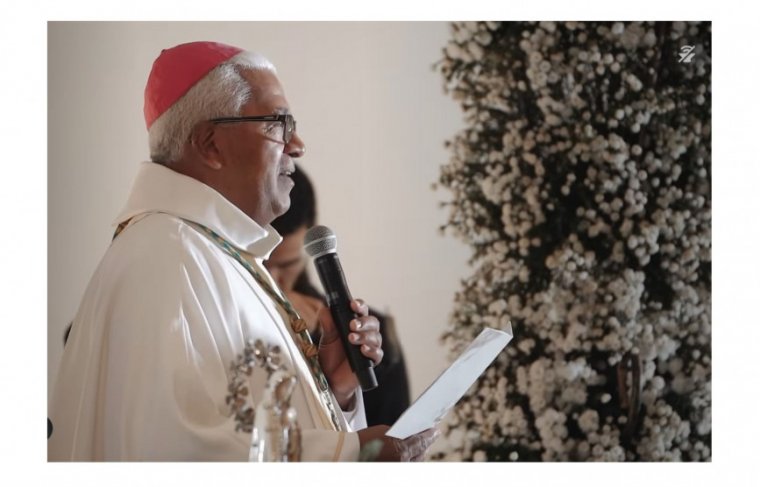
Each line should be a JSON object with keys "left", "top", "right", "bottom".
{"left": 148, "top": 51, "right": 277, "bottom": 165}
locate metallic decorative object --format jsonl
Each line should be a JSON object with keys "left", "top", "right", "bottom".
{"left": 226, "top": 339, "right": 302, "bottom": 461}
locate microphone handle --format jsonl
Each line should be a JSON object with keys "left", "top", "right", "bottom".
{"left": 313, "top": 253, "right": 378, "bottom": 391}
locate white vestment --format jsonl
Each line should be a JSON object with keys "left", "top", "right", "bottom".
{"left": 48, "top": 162, "right": 366, "bottom": 461}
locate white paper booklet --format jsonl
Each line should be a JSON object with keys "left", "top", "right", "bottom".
{"left": 386, "top": 326, "right": 513, "bottom": 439}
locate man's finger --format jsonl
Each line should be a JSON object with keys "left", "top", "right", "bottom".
{"left": 404, "top": 432, "right": 425, "bottom": 452}
{"left": 354, "top": 330, "right": 382, "bottom": 347}
{"left": 350, "top": 299, "right": 369, "bottom": 316}
{"left": 406, "top": 428, "right": 438, "bottom": 453}
{"left": 350, "top": 315, "right": 380, "bottom": 332}
{"left": 360, "top": 345, "right": 383, "bottom": 365}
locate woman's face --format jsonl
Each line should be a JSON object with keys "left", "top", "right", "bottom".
{"left": 265, "top": 225, "right": 308, "bottom": 292}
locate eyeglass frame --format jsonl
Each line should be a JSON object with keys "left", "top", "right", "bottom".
{"left": 209, "top": 114, "right": 297, "bottom": 144}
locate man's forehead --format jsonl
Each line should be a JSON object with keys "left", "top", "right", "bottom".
{"left": 241, "top": 70, "right": 289, "bottom": 112}
{"left": 241, "top": 69, "right": 283, "bottom": 93}
{"left": 241, "top": 101, "right": 291, "bottom": 116}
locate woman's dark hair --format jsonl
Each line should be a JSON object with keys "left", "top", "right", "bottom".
{"left": 271, "top": 164, "right": 323, "bottom": 300}
{"left": 271, "top": 164, "right": 316, "bottom": 236}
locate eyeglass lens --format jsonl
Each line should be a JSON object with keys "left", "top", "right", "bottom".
{"left": 284, "top": 115, "right": 296, "bottom": 144}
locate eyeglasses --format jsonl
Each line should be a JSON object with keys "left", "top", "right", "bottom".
{"left": 210, "top": 114, "right": 297, "bottom": 144}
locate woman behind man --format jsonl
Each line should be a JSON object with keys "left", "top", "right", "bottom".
{"left": 266, "top": 165, "right": 411, "bottom": 427}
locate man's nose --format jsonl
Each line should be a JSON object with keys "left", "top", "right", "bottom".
{"left": 286, "top": 132, "right": 305, "bottom": 158}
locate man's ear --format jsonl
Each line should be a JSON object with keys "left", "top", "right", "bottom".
{"left": 189, "top": 122, "right": 223, "bottom": 170}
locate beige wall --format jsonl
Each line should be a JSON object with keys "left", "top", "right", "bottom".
{"left": 48, "top": 21, "right": 470, "bottom": 403}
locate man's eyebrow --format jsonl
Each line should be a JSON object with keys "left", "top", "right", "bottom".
{"left": 272, "top": 107, "right": 291, "bottom": 115}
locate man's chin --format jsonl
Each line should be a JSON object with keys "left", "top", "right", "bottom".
{"left": 272, "top": 196, "right": 292, "bottom": 220}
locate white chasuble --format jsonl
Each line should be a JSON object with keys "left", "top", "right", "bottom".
{"left": 48, "top": 162, "right": 366, "bottom": 461}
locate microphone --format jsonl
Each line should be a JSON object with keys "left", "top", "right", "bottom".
{"left": 303, "top": 225, "right": 378, "bottom": 391}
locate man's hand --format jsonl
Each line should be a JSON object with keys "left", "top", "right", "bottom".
{"left": 317, "top": 299, "right": 383, "bottom": 409}
{"left": 357, "top": 425, "right": 439, "bottom": 462}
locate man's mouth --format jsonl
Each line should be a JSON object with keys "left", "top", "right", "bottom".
{"left": 280, "top": 168, "right": 294, "bottom": 177}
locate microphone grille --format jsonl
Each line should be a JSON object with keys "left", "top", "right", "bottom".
{"left": 303, "top": 225, "right": 337, "bottom": 258}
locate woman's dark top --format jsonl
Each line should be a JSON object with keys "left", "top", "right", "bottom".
{"left": 294, "top": 273, "right": 411, "bottom": 426}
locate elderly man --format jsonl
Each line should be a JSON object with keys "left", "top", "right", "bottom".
{"left": 48, "top": 41, "right": 437, "bottom": 461}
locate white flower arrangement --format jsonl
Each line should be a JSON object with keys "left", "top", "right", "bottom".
{"left": 434, "top": 21, "right": 711, "bottom": 461}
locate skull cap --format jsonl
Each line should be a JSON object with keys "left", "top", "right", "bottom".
{"left": 143, "top": 41, "right": 244, "bottom": 129}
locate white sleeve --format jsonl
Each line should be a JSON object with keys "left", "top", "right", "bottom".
{"left": 287, "top": 386, "right": 367, "bottom": 461}
{"left": 341, "top": 386, "right": 368, "bottom": 431}
{"left": 50, "top": 226, "right": 252, "bottom": 461}
{"left": 297, "top": 386, "right": 366, "bottom": 461}
{"left": 300, "top": 430, "right": 361, "bottom": 461}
